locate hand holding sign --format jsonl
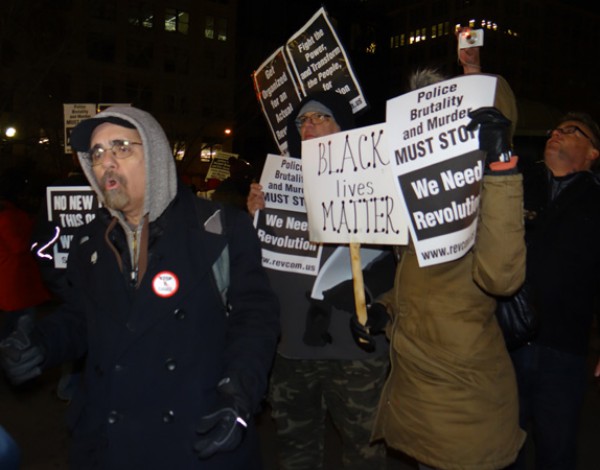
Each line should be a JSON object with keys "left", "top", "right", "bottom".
{"left": 467, "top": 107, "right": 513, "bottom": 165}
{"left": 349, "top": 302, "right": 389, "bottom": 352}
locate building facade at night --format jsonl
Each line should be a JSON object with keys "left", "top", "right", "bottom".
{"left": 1, "top": 0, "right": 598, "bottom": 179}
{"left": 1, "top": 0, "right": 237, "bottom": 180}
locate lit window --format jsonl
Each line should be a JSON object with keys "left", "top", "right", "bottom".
{"left": 400, "top": 34, "right": 405, "bottom": 46}
{"left": 205, "top": 16, "right": 214, "bottom": 39}
{"left": 128, "top": 3, "right": 154, "bottom": 28}
{"left": 438, "top": 23, "right": 444, "bottom": 36}
{"left": 431, "top": 25, "right": 437, "bottom": 38}
{"left": 165, "top": 8, "right": 189, "bottom": 34}
{"left": 469, "top": 19, "right": 475, "bottom": 28}
{"left": 366, "top": 42, "right": 376, "bottom": 54}
{"left": 217, "top": 18, "right": 227, "bottom": 41}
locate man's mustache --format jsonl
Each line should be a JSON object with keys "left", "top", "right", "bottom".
{"left": 100, "top": 171, "right": 126, "bottom": 188}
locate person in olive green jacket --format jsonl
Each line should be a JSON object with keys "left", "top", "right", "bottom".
{"left": 354, "top": 72, "right": 526, "bottom": 470}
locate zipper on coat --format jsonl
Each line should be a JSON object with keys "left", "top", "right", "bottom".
{"left": 130, "top": 229, "right": 139, "bottom": 286}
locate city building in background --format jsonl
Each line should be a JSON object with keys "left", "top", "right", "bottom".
{"left": 385, "top": 0, "right": 599, "bottom": 136}
{"left": 0, "top": 0, "right": 237, "bottom": 189}
{"left": 1, "top": 0, "right": 598, "bottom": 186}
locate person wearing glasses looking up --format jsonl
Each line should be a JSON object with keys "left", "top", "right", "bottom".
{"left": 0, "top": 107, "right": 279, "bottom": 469}
{"left": 247, "top": 92, "right": 395, "bottom": 469}
{"left": 507, "top": 112, "right": 600, "bottom": 470}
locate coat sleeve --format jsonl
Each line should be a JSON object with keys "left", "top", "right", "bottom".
{"left": 35, "top": 228, "right": 90, "bottom": 368}
{"left": 221, "top": 209, "right": 280, "bottom": 410}
{"left": 472, "top": 173, "right": 526, "bottom": 296}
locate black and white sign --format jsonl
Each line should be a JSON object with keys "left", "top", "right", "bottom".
{"left": 386, "top": 74, "right": 498, "bottom": 266}
{"left": 253, "top": 7, "right": 366, "bottom": 155}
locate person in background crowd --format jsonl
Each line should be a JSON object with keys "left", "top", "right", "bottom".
{"left": 30, "top": 152, "right": 90, "bottom": 402}
{"left": 211, "top": 157, "right": 255, "bottom": 211}
{"left": 0, "top": 168, "right": 51, "bottom": 340}
{"left": 247, "top": 91, "right": 395, "bottom": 469}
{"left": 0, "top": 106, "right": 279, "bottom": 469}
{"left": 508, "top": 112, "right": 600, "bottom": 470}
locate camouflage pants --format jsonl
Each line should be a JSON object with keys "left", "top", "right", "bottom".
{"left": 269, "top": 354, "right": 389, "bottom": 469}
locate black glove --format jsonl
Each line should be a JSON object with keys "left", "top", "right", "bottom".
{"left": 349, "top": 302, "right": 390, "bottom": 353}
{"left": 194, "top": 377, "right": 251, "bottom": 459}
{"left": 466, "top": 107, "right": 513, "bottom": 168}
{"left": 303, "top": 295, "right": 333, "bottom": 346}
{"left": 0, "top": 314, "right": 45, "bottom": 385}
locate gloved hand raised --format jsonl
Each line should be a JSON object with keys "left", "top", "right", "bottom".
{"left": 349, "top": 302, "right": 389, "bottom": 353}
{"left": 467, "top": 107, "right": 516, "bottom": 172}
{"left": 193, "top": 377, "right": 251, "bottom": 459}
{"left": 0, "top": 314, "right": 45, "bottom": 386}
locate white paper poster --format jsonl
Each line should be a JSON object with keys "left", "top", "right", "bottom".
{"left": 386, "top": 74, "right": 498, "bottom": 266}
{"left": 301, "top": 123, "right": 408, "bottom": 245}
{"left": 254, "top": 154, "right": 322, "bottom": 276}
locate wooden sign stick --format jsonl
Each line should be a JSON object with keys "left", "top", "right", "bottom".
{"left": 349, "top": 243, "right": 368, "bottom": 334}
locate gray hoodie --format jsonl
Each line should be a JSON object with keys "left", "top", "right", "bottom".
{"left": 76, "top": 106, "right": 178, "bottom": 281}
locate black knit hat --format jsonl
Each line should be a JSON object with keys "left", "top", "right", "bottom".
{"left": 286, "top": 91, "right": 355, "bottom": 158}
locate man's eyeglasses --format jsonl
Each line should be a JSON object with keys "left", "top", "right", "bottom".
{"left": 546, "top": 125, "right": 594, "bottom": 143}
{"left": 87, "top": 140, "right": 142, "bottom": 166}
{"left": 295, "top": 113, "right": 332, "bottom": 129}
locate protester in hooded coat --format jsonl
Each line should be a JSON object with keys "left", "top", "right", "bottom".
{"left": 0, "top": 106, "right": 279, "bottom": 469}
{"left": 368, "top": 75, "right": 526, "bottom": 470}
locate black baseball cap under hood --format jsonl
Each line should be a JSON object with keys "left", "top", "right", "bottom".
{"left": 72, "top": 106, "right": 178, "bottom": 225}
{"left": 286, "top": 91, "right": 355, "bottom": 158}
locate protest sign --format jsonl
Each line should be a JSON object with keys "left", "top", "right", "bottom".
{"left": 254, "top": 154, "right": 322, "bottom": 276}
{"left": 41, "top": 186, "right": 100, "bottom": 268}
{"left": 386, "top": 74, "right": 498, "bottom": 266}
{"left": 301, "top": 123, "right": 408, "bottom": 245}
{"left": 253, "top": 7, "right": 366, "bottom": 155}
{"left": 63, "top": 104, "right": 96, "bottom": 154}
{"left": 205, "top": 151, "right": 239, "bottom": 181}
{"left": 285, "top": 8, "right": 366, "bottom": 113}
{"left": 253, "top": 48, "right": 302, "bottom": 155}
{"left": 63, "top": 103, "right": 131, "bottom": 154}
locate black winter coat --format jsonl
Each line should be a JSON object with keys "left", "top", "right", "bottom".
{"left": 525, "top": 166, "right": 600, "bottom": 356}
{"left": 37, "top": 187, "right": 279, "bottom": 469}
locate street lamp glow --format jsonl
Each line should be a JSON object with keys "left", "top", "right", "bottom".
{"left": 5, "top": 127, "right": 17, "bottom": 138}
{"left": 224, "top": 128, "right": 232, "bottom": 136}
